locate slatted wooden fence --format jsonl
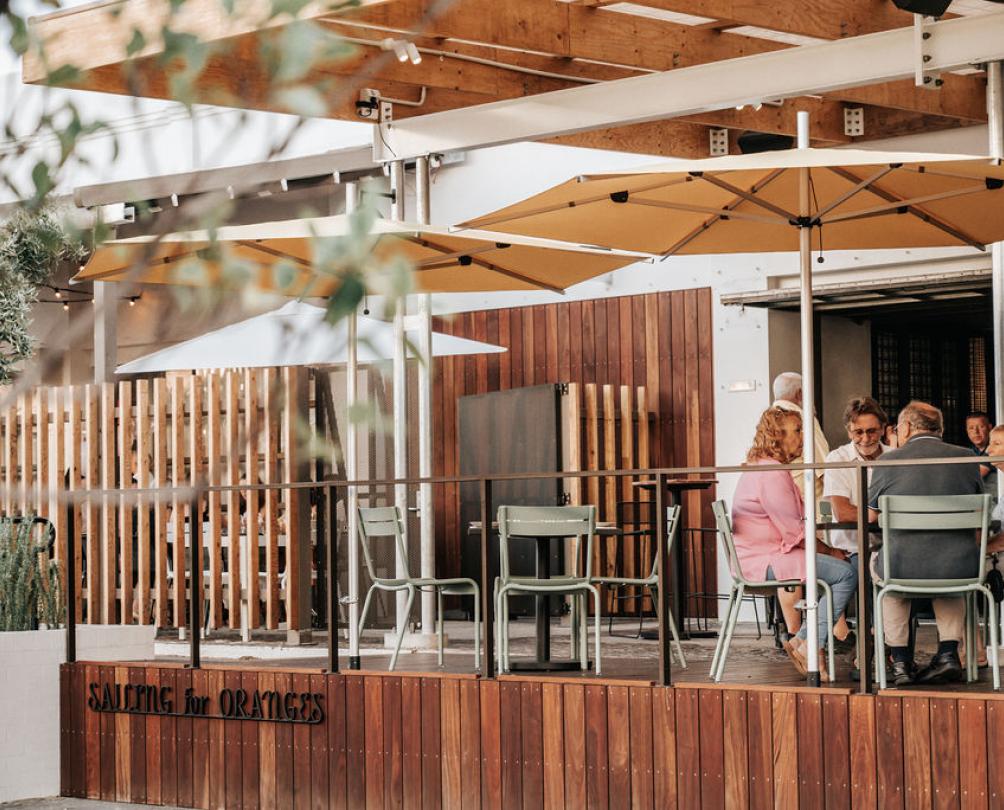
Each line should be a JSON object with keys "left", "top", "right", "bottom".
{"left": 0, "top": 369, "right": 315, "bottom": 631}
{"left": 61, "top": 662, "right": 1004, "bottom": 810}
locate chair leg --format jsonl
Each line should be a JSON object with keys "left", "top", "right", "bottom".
{"left": 579, "top": 593, "right": 588, "bottom": 670}
{"left": 473, "top": 587, "right": 482, "bottom": 673}
{"left": 818, "top": 581, "right": 835, "bottom": 683}
{"left": 589, "top": 586, "right": 602, "bottom": 676}
{"left": 983, "top": 588, "right": 1001, "bottom": 691}
{"left": 358, "top": 586, "right": 376, "bottom": 639}
{"left": 709, "top": 586, "right": 736, "bottom": 679}
{"left": 874, "top": 588, "right": 888, "bottom": 690}
{"left": 715, "top": 584, "right": 744, "bottom": 683}
{"left": 966, "top": 593, "right": 977, "bottom": 683}
{"left": 571, "top": 593, "right": 579, "bottom": 658}
{"left": 495, "top": 588, "right": 506, "bottom": 673}
{"left": 668, "top": 609, "right": 687, "bottom": 669}
{"left": 388, "top": 586, "right": 415, "bottom": 672}
{"left": 437, "top": 589, "right": 445, "bottom": 668}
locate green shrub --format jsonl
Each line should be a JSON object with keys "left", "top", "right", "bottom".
{"left": 0, "top": 517, "right": 63, "bottom": 631}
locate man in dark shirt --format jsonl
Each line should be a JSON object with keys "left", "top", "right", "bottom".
{"left": 966, "top": 411, "right": 998, "bottom": 494}
{"left": 868, "top": 400, "right": 983, "bottom": 686}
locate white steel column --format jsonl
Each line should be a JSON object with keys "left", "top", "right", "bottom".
{"left": 345, "top": 181, "right": 362, "bottom": 668}
{"left": 415, "top": 155, "right": 437, "bottom": 639}
{"left": 390, "top": 160, "right": 410, "bottom": 639}
{"left": 92, "top": 282, "right": 118, "bottom": 383}
{"left": 797, "top": 110, "right": 820, "bottom": 683}
{"left": 989, "top": 62, "right": 1004, "bottom": 493}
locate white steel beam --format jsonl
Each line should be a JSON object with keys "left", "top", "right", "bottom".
{"left": 374, "top": 11, "right": 1004, "bottom": 162}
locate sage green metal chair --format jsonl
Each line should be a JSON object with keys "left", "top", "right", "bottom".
{"left": 357, "top": 506, "right": 481, "bottom": 672}
{"left": 591, "top": 504, "right": 686, "bottom": 668}
{"left": 872, "top": 493, "right": 999, "bottom": 690}
{"left": 710, "top": 499, "right": 836, "bottom": 683}
{"left": 496, "top": 505, "right": 602, "bottom": 674}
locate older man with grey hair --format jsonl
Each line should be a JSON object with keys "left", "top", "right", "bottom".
{"left": 868, "top": 400, "right": 983, "bottom": 687}
{"left": 772, "top": 371, "right": 829, "bottom": 505}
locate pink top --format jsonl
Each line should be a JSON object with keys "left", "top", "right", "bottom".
{"left": 731, "top": 458, "right": 807, "bottom": 582}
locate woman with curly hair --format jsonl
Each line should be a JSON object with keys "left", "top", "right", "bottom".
{"left": 731, "top": 408, "right": 857, "bottom": 679}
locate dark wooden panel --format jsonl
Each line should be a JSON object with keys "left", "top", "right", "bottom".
{"left": 99, "top": 666, "right": 116, "bottom": 801}
{"left": 209, "top": 669, "right": 226, "bottom": 810}
{"left": 113, "top": 667, "right": 131, "bottom": 804}
{"left": 176, "top": 668, "right": 194, "bottom": 807}
{"left": 958, "top": 699, "right": 988, "bottom": 810}
{"left": 226, "top": 670, "right": 245, "bottom": 810}
{"left": 771, "top": 692, "right": 798, "bottom": 810}
{"left": 585, "top": 684, "right": 609, "bottom": 810}
{"left": 327, "top": 675, "right": 347, "bottom": 810}
{"left": 675, "top": 688, "right": 700, "bottom": 810}
{"left": 500, "top": 681, "right": 524, "bottom": 810}
{"left": 629, "top": 686, "right": 654, "bottom": 810}
{"left": 821, "top": 694, "right": 850, "bottom": 810}
{"left": 541, "top": 682, "right": 565, "bottom": 810}
{"left": 876, "top": 696, "right": 905, "bottom": 810}
{"left": 72, "top": 664, "right": 88, "bottom": 798}
{"left": 652, "top": 687, "right": 677, "bottom": 810}
{"left": 158, "top": 668, "right": 177, "bottom": 807}
{"left": 292, "top": 673, "right": 311, "bottom": 810}
{"left": 797, "top": 693, "right": 824, "bottom": 810}
{"left": 930, "top": 698, "right": 960, "bottom": 809}
{"left": 563, "top": 683, "right": 587, "bottom": 810}
{"left": 849, "top": 695, "right": 877, "bottom": 810}
{"left": 746, "top": 691, "right": 773, "bottom": 810}
{"left": 460, "top": 679, "right": 482, "bottom": 810}
{"left": 310, "top": 673, "right": 330, "bottom": 810}
{"left": 480, "top": 679, "right": 503, "bottom": 810}
{"left": 901, "top": 696, "right": 931, "bottom": 810}
{"left": 422, "top": 678, "right": 443, "bottom": 810}
{"left": 722, "top": 690, "right": 749, "bottom": 810}
{"left": 522, "top": 681, "right": 545, "bottom": 810}
{"left": 606, "top": 686, "right": 630, "bottom": 810}
{"left": 190, "top": 669, "right": 209, "bottom": 810}
{"left": 60, "top": 666, "right": 71, "bottom": 798}
{"left": 257, "top": 671, "right": 277, "bottom": 810}
{"left": 698, "top": 688, "right": 724, "bottom": 810}
{"left": 985, "top": 700, "right": 1004, "bottom": 809}
{"left": 243, "top": 671, "right": 262, "bottom": 810}
{"left": 383, "top": 677, "right": 404, "bottom": 810}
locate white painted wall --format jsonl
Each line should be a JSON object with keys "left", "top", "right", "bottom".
{"left": 0, "top": 625, "right": 155, "bottom": 803}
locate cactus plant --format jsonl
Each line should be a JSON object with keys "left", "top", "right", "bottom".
{"left": 0, "top": 517, "right": 63, "bottom": 631}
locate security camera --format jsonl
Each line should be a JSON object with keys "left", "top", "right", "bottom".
{"left": 356, "top": 88, "right": 381, "bottom": 119}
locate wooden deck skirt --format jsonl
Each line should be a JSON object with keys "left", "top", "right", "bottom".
{"left": 60, "top": 661, "right": 1003, "bottom": 809}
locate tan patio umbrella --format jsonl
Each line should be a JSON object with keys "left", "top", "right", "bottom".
{"left": 460, "top": 119, "right": 1004, "bottom": 684}
{"left": 75, "top": 214, "right": 649, "bottom": 295}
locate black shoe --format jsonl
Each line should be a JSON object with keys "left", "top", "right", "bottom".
{"left": 914, "top": 651, "right": 964, "bottom": 686}
{"left": 833, "top": 631, "right": 856, "bottom": 655}
{"left": 889, "top": 660, "right": 915, "bottom": 687}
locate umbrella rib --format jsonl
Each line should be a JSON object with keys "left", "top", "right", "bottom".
{"left": 630, "top": 196, "right": 790, "bottom": 226}
{"left": 819, "top": 170, "right": 989, "bottom": 249}
{"left": 236, "top": 240, "right": 313, "bottom": 268}
{"left": 659, "top": 169, "right": 787, "bottom": 259}
{"left": 402, "top": 235, "right": 565, "bottom": 294}
{"left": 689, "top": 172, "right": 797, "bottom": 220}
{"left": 819, "top": 185, "right": 992, "bottom": 225}
{"left": 454, "top": 176, "right": 691, "bottom": 231}
{"left": 408, "top": 242, "right": 505, "bottom": 268}
{"left": 81, "top": 248, "right": 207, "bottom": 282}
{"left": 811, "top": 165, "right": 898, "bottom": 220}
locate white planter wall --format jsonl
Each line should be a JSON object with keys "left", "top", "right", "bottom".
{"left": 0, "top": 625, "right": 155, "bottom": 803}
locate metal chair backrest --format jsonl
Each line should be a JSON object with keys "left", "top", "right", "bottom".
{"left": 646, "top": 505, "right": 681, "bottom": 580}
{"left": 877, "top": 493, "right": 991, "bottom": 586}
{"left": 357, "top": 506, "right": 410, "bottom": 583}
{"left": 711, "top": 499, "right": 752, "bottom": 586}
{"left": 497, "top": 505, "right": 596, "bottom": 582}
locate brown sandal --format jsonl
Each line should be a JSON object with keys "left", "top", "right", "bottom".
{"left": 783, "top": 640, "right": 807, "bottom": 675}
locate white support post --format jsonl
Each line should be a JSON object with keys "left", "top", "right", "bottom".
{"left": 390, "top": 160, "right": 410, "bottom": 642}
{"left": 92, "top": 282, "right": 118, "bottom": 383}
{"left": 416, "top": 155, "right": 437, "bottom": 641}
{"left": 797, "top": 110, "right": 820, "bottom": 684}
{"left": 344, "top": 181, "right": 362, "bottom": 668}
{"left": 989, "top": 62, "right": 1004, "bottom": 504}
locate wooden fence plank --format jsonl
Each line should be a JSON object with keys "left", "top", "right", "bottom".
{"left": 401, "top": 677, "right": 423, "bottom": 810}
{"left": 226, "top": 371, "right": 242, "bottom": 629}
{"left": 902, "top": 697, "right": 932, "bottom": 810}
{"left": 159, "top": 668, "right": 178, "bottom": 807}
{"left": 3, "top": 403, "right": 15, "bottom": 516}
{"left": 606, "top": 685, "right": 631, "bottom": 810}
{"left": 747, "top": 691, "right": 773, "bottom": 810}
{"left": 422, "top": 677, "right": 443, "bottom": 810}
{"left": 257, "top": 671, "right": 276, "bottom": 810}
{"left": 207, "top": 372, "right": 224, "bottom": 629}
{"left": 797, "top": 693, "right": 825, "bottom": 810}
{"left": 328, "top": 675, "right": 348, "bottom": 810}
{"left": 821, "top": 694, "right": 850, "bottom": 810}
{"left": 242, "top": 670, "right": 262, "bottom": 810}
{"left": 136, "top": 379, "right": 152, "bottom": 625}
{"left": 566, "top": 383, "right": 582, "bottom": 507}
{"left": 382, "top": 676, "right": 404, "bottom": 810}
{"left": 585, "top": 384, "right": 600, "bottom": 527}
{"left": 100, "top": 383, "right": 116, "bottom": 624}
{"left": 224, "top": 670, "right": 244, "bottom": 810}
{"left": 85, "top": 386, "right": 100, "bottom": 623}
{"left": 127, "top": 665, "right": 147, "bottom": 804}
{"left": 274, "top": 673, "right": 295, "bottom": 810}
{"left": 170, "top": 377, "right": 187, "bottom": 628}
{"left": 958, "top": 699, "right": 988, "bottom": 810}
{"left": 175, "top": 668, "right": 194, "bottom": 808}
{"left": 480, "top": 679, "right": 502, "bottom": 810}
{"left": 85, "top": 664, "right": 101, "bottom": 799}
{"left": 99, "top": 667, "right": 116, "bottom": 801}
{"left": 19, "top": 393, "right": 33, "bottom": 516}
{"left": 69, "top": 389, "right": 83, "bottom": 623}
{"left": 542, "top": 682, "right": 565, "bottom": 810}
{"left": 986, "top": 700, "right": 1004, "bottom": 808}
{"left": 364, "top": 676, "right": 385, "bottom": 810}
{"left": 699, "top": 688, "right": 725, "bottom": 810}
{"left": 522, "top": 680, "right": 545, "bottom": 810}
{"left": 722, "top": 689, "right": 749, "bottom": 810}
{"left": 152, "top": 378, "right": 168, "bottom": 627}
{"left": 35, "top": 388, "right": 48, "bottom": 523}
{"left": 191, "top": 668, "right": 210, "bottom": 810}
{"left": 771, "top": 692, "right": 798, "bottom": 810}
{"left": 930, "top": 698, "right": 960, "bottom": 810}
{"left": 461, "top": 679, "right": 482, "bottom": 810}
{"left": 629, "top": 686, "right": 654, "bottom": 810}
{"left": 264, "top": 368, "right": 281, "bottom": 629}
{"left": 676, "top": 687, "right": 701, "bottom": 810}
{"left": 849, "top": 695, "right": 877, "bottom": 810}
{"left": 291, "top": 673, "right": 311, "bottom": 810}
{"left": 118, "top": 382, "right": 134, "bottom": 623}
{"left": 50, "top": 390, "right": 66, "bottom": 590}
{"left": 310, "top": 673, "right": 328, "bottom": 810}
{"left": 442, "top": 678, "right": 463, "bottom": 810}
{"left": 144, "top": 667, "right": 162, "bottom": 805}
{"left": 190, "top": 375, "right": 206, "bottom": 629}
{"left": 245, "top": 369, "right": 261, "bottom": 629}
{"left": 652, "top": 686, "right": 678, "bottom": 810}
{"left": 501, "top": 681, "right": 524, "bottom": 810}
{"left": 876, "top": 696, "right": 905, "bottom": 810}
{"left": 114, "top": 666, "right": 131, "bottom": 802}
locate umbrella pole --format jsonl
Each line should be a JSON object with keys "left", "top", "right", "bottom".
{"left": 797, "top": 110, "right": 821, "bottom": 686}
{"left": 416, "top": 156, "right": 437, "bottom": 642}
{"left": 989, "top": 61, "right": 1004, "bottom": 503}
{"left": 345, "top": 181, "right": 362, "bottom": 669}
{"left": 391, "top": 160, "right": 411, "bottom": 642}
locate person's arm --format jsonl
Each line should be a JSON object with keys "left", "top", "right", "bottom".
{"left": 828, "top": 495, "right": 857, "bottom": 522}
{"left": 822, "top": 464, "right": 855, "bottom": 522}
{"left": 759, "top": 471, "right": 806, "bottom": 554}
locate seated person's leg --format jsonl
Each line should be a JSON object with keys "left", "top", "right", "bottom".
{"left": 777, "top": 586, "right": 802, "bottom": 637}
{"left": 810, "top": 554, "right": 857, "bottom": 649}
{"left": 911, "top": 597, "right": 965, "bottom": 685}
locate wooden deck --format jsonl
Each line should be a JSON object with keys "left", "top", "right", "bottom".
{"left": 60, "top": 651, "right": 1004, "bottom": 809}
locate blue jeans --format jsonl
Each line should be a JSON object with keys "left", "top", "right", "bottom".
{"left": 767, "top": 554, "right": 858, "bottom": 646}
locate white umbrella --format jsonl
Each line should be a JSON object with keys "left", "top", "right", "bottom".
{"left": 115, "top": 300, "right": 505, "bottom": 373}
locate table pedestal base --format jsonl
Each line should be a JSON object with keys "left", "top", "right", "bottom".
{"left": 507, "top": 660, "right": 593, "bottom": 672}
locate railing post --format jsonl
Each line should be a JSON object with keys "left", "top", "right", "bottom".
{"left": 326, "top": 484, "right": 340, "bottom": 673}
{"left": 479, "top": 477, "right": 495, "bottom": 678}
{"left": 188, "top": 494, "right": 201, "bottom": 669}
{"left": 655, "top": 471, "right": 672, "bottom": 686}
{"left": 855, "top": 464, "right": 873, "bottom": 694}
{"left": 65, "top": 498, "right": 76, "bottom": 664}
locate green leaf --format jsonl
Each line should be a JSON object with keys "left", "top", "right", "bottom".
{"left": 272, "top": 85, "right": 327, "bottom": 117}
{"left": 8, "top": 14, "right": 29, "bottom": 56}
{"left": 45, "top": 64, "right": 81, "bottom": 86}
{"left": 126, "top": 28, "right": 147, "bottom": 57}
{"left": 326, "top": 273, "right": 365, "bottom": 321}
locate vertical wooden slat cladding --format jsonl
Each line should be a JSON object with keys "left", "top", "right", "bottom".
{"left": 433, "top": 289, "right": 716, "bottom": 618}
{"left": 68, "top": 666, "right": 1004, "bottom": 810}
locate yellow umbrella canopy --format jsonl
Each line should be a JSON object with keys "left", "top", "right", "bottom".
{"left": 459, "top": 148, "right": 1004, "bottom": 257}
{"left": 75, "top": 215, "right": 648, "bottom": 295}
